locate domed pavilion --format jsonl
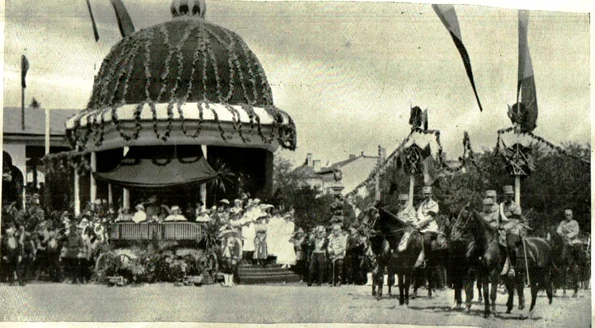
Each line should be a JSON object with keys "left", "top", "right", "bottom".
{"left": 52, "top": 0, "right": 296, "bottom": 214}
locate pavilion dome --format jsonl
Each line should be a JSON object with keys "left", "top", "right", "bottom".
{"left": 66, "top": 0, "right": 296, "bottom": 152}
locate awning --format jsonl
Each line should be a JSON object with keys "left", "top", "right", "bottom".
{"left": 94, "top": 147, "right": 218, "bottom": 188}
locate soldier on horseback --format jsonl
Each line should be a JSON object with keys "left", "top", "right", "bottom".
{"left": 499, "top": 185, "right": 524, "bottom": 277}
{"left": 413, "top": 186, "right": 439, "bottom": 265}
{"left": 556, "top": 209, "right": 581, "bottom": 267}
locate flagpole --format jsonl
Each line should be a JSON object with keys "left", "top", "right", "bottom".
{"left": 21, "top": 85, "right": 25, "bottom": 131}
{"left": 515, "top": 124, "right": 521, "bottom": 206}
{"left": 45, "top": 108, "right": 50, "bottom": 155}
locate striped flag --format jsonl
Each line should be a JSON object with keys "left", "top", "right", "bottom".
{"left": 421, "top": 144, "right": 439, "bottom": 186}
{"left": 432, "top": 4, "right": 483, "bottom": 112}
{"left": 21, "top": 55, "right": 29, "bottom": 88}
{"left": 110, "top": 0, "right": 135, "bottom": 38}
{"left": 516, "top": 10, "right": 538, "bottom": 132}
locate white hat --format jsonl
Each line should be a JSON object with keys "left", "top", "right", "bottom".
{"left": 219, "top": 199, "right": 230, "bottom": 205}
{"left": 253, "top": 198, "right": 261, "bottom": 204}
{"left": 78, "top": 218, "right": 90, "bottom": 229}
{"left": 135, "top": 204, "right": 145, "bottom": 211}
{"left": 503, "top": 185, "right": 514, "bottom": 194}
{"left": 485, "top": 190, "right": 497, "bottom": 198}
{"left": 171, "top": 205, "right": 181, "bottom": 212}
{"left": 422, "top": 186, "right": 432, "bottom": 194}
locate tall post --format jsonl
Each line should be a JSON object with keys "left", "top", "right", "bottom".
{"left": 45, "top": 108, "right": 50, "bottom": 155}
{"left": 108, "top": 183, "right": 113, "bottom": 210}
{"left": 375, "top": 145, "right": 381, "bottom": 201}
{"left": 122, "top": 147, "right": 130, "bottom": 209}
{"left": 74, "top": 169, "right": 80, "bottom": 216}
{"left": 514, "top": 124, "right": 521, "bottom": 206}
{"left": 200, "top": 145, "right": 208, "bottom": 210}
{"left": 409, "top": 174, "right": 415, "bottom": 205}
{"left": 21, "top": 86, "right": 25, "bottom": 130}
{"left": 90, "top": 152, "right": 97, "bottom": 204}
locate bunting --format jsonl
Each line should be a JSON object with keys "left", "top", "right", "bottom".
{"left": 86, "top": 0, "right": 100, "bottom": 42}
{"left": 432, "top": 4, "right": 483, "bottom": 112}
{"left": 110, "top": 0, "right": 135, "bottom": 38}
{"left": 515, "top": 10, "right": 538, "bottom": 132}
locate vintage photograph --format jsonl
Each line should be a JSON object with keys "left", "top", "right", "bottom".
{"left": 1, "top": 0, "right": 591, "bottom": 326}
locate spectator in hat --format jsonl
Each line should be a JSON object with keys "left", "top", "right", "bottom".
{"left": 557, "top": 209, "right": 581, "bottom": 279}
{"left": 132, "top": 204, "right": 147, "bottom": 223}
{"left": 195, "top": 208, "right": 211, "bottom": 223}
{"left": 327, "top": 224, "right": 347, "bottom": 287}
{"left": 219, "top": 229, "right": 242, "bottom": 287}
{"left": 253, "top": 215, "right": 269, "bottom": 266}
{"left": 164, "top": 206, "right": 187, "bottom": 222}
{"left": 277, "top": 213, "right": 297, "bottom": 269}
{"left": 241, "top": 213, "right": 256, "bottom": 264}
{"left": 500, "top": 185, "right": 522, "bottom": 223}
{"left": 308, "top": 226, "right": 328, "bottom": 286}
{"left": 290, "top": 228, "right": 308, "bottom": 280}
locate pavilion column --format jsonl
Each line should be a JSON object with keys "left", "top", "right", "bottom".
{"left": 90, "top": 152, "right": 97, "bottom": 204}
{"left": 108, "top": 183, "right": 113, "bottom": 210}
{"left": 200, "top": 145, "right": 207, "bottom": 210}
{"left": 122, "top": 147, "right": 130, "bottom": 209}
{"left": 74, "top": 168, "right": 80, "bottom": 217}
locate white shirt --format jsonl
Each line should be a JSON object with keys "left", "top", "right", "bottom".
{"left": 416, "top": 199, "right": 439, "bottom": 233}
{"left": 132, "top": 211, "right": 147, "bottom": 223}
{"left": 164, "top": 214, "right": 187, "bottom": 222}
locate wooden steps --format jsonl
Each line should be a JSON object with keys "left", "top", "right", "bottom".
{"left": 236, "top": 264, "right": 302, "bottom": 285}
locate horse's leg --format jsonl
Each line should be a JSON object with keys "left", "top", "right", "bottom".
{"left": 477, "top": 279, "right": 483, "bottom": 304}
{"left": 453, "top": 274, "right": 462, "bottom": 310}
{"left": 545, "top": 268, "right": 553, "bottom": 305}
{"left": 528, "top": 277, "right": 539, "bottom": 318}
{"left": 505, "top": 275, "right": 514, "bottom": 313}
{"left": 464, "top": 274, "right": 474, "bottom": 313}
{"left": 404, "top": 272, "right": 410, "bottom": 306}
{"left": 398, "top": 272, "right": 404, "bottom": 305}
{"left": 387, "top": 264, "right": 393, "bottom": 298}
{"left": 490, "top": 271, "right": 498, "bottom": 316}
{"left": 517, "top": 273, "right": 525, "bottom": 310}
{"left": 572, "top": 263, "right": 579, "bottom": 298}
{"left": 426, "top": 258, "right": 433, "bottom": 298}
{"left": 481, "top": 275, "right": 491, "bottom": 318}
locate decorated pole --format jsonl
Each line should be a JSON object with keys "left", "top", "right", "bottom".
{"left": 90, "top": 151, "right": 97, "bottom": 204}
{"left": 514, "top": 124, "right": 521, "bottom": 206}
{"left": 408, "top": 174, "right": 415, "bottom": 205}
{"left": 122, "top": 146, "right": 130, "bottom": 209}
{"left": 375, "top": 145, "right": 381, "bottom": 201}
{"left": 74, "top": 168, "right": 80, "bottom": 216}
{"left": 201, "top": 145, "right": 208, "bottom": 210}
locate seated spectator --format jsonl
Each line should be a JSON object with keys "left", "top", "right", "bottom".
{"left": 164, "top": 206, "right": 187, "bottom": 222}
{"left": 132, "top": 204, "right": 147, "bottom": 223}
{"left": 195, "top": 209, "right": 211, "bottom": 223}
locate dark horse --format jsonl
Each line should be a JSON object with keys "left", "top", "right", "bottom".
{"left": 361, "top": 206, "right": 393, "bottom": 300}
{"left": 391, "top": 219, "right": 423, "bottom": 306}
{"left": 550, "top": 232, "right": 586, "bottom": 298}
{"left": 449, "top": 207, "right": 484, "bottom": 312}
{"left": 503, "top": 224, "right": 553, "bottom": 318}
{"left": 450, "top": 208, "right": 501, "bottom": 318}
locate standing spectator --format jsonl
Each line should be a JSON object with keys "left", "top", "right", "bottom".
{"left": 63, "top": 221, "right": 84, "bottom": 284}
{"left": 308, "top": 226, "right": 328, "bottom": 286}
{"left": 219, "top": 229, "right": 242, "bottom": 287}
{"left": 277, "top": 213, "right": 296, "bottom": 268}
{"left": 241, "top": 216, "right": 256, "bottom": 264}
{"left": 290, "top": 228, "right": 307, "bottom": 280}
{"left": 253, "top": 215, "right": 268, "bottom": 266}
{"left": 328, "top": 224, "right": 347, "bottom": 287}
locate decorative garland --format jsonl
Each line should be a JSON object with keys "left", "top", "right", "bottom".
{"left": 43, "top": 150, "right": 92, "bottom": 175}
{"left": 67, "top": 18, "right": 296, "bottom": 151}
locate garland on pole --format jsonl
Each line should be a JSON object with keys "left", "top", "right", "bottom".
{"left": 346, "top": 129, "right": 479, "bottom": 198}
{"left": 43, "top": 150, "right": 92, "bottom": 175}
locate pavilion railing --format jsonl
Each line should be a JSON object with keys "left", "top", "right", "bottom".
{"left": 110, "top": 222, "right": 204, "bottom": 242}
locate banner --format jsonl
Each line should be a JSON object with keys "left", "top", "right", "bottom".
{"left": 21, "top": 55, "right": 29, "bottom": 88}
{"left": 432, "top": 4, "right": 483, "bottom": 112}
{"left": 516, "top": 10, "right": 538, "bottom": 132}
{"left": 110, "top": 0, "right": 135, "bottom": 38}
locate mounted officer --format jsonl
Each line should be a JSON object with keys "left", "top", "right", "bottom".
{"left": 414, "top": 186, "right": 439, "bottom": 265}
{"left": 499, "top": 185, "right": 525, "bottom": 277}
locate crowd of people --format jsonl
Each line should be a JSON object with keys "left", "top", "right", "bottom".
{"left": 0, "top": 183, "right": 589, "bottom": 291}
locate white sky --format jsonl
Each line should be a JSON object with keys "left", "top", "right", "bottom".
{"left": 1, "top": 0, "right": 591, "bottom": 167}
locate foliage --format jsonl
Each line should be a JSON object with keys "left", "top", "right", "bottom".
{"left": 375, "top": 142, "right": 590, "bottom": 237}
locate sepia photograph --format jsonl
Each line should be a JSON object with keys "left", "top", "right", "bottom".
{"left": 0, "top": 0, "right": 591, "bottom": 326}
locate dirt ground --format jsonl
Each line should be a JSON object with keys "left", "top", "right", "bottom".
{"left": 0, "top": 282, "right": 590, "bottom": 327}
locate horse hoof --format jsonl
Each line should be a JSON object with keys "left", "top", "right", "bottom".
{"left": 399, "top": 301, "right": 404, "bottom": 306}
{"left": 518, "top": 304, "right": 525, "bottom": 311}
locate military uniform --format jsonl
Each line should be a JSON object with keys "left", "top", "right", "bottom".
{"left": 557, "top": 210, "right": 581, "bottom": 264}
{"left": 220, "top": 231, "right": 242, "bottom": 287}
{"left": 416, "top": 187, "right": 439, "bottom": 257}
{"left": 327, "top": 225, "right": 347, "bottom": 286}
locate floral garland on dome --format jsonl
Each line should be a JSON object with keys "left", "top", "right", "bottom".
{"left": 67, "top": 20, "right": 296, "bottom": 151}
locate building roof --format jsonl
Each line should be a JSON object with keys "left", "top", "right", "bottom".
{"left": 3, "top": 107, "right": 80, "bottom": 136}
{"left": 318, "top": 154, "right": 378, "bottom": 174}
{"left": 293, "top": 164, "right": 320, "bottom": 179}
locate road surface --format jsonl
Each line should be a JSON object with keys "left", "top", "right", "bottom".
{"left": 0, "top": 282, "right": 590, "bottom": 327}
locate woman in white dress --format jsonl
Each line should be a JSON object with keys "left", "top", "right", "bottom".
{"left": 276, "top": 213, "right": 297, "bottom": 268}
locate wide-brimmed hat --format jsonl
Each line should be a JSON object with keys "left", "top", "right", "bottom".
{"left": 234, "top": 199, "right": 241, "bottom": 204}
{"left": 219, "top": 199, "right": 230, "bottom": 205}
{"left": 170, "top": 205, "right": 181, "bottom": 213}
{"left": 135, "top": 204, "right": 145, "bottom": 211}
{"left": 485, "top": 190, "right": 497, "bottom": 198}
{"left": 253, "top": 198, "right": 261, "bottom": 204}
{"left": 230, "top": 207, "right": 242, "bottom": 214}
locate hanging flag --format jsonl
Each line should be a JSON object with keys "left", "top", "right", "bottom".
{"left": 409, "top": 106, "right": 423, "bottom": 129}
{"left": 421, "top": 144, "right": 440, "bottom": 186}
{"left": 110, "top": 0, "right": 135, "bottom": 38}
{"left": 421, "top": 109, "right": 429, "bottom": 131}
{"left": 21, "top": 55, "right": 29, "bottom": 88}
{"left": 516, "top": 10, "right": 538, "bottom": 132}
{"left": 86, "top": 0, "right": 100, "bottom": 42}
{"left": 432, "top": 4, "right": 483, "bottom": 112}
